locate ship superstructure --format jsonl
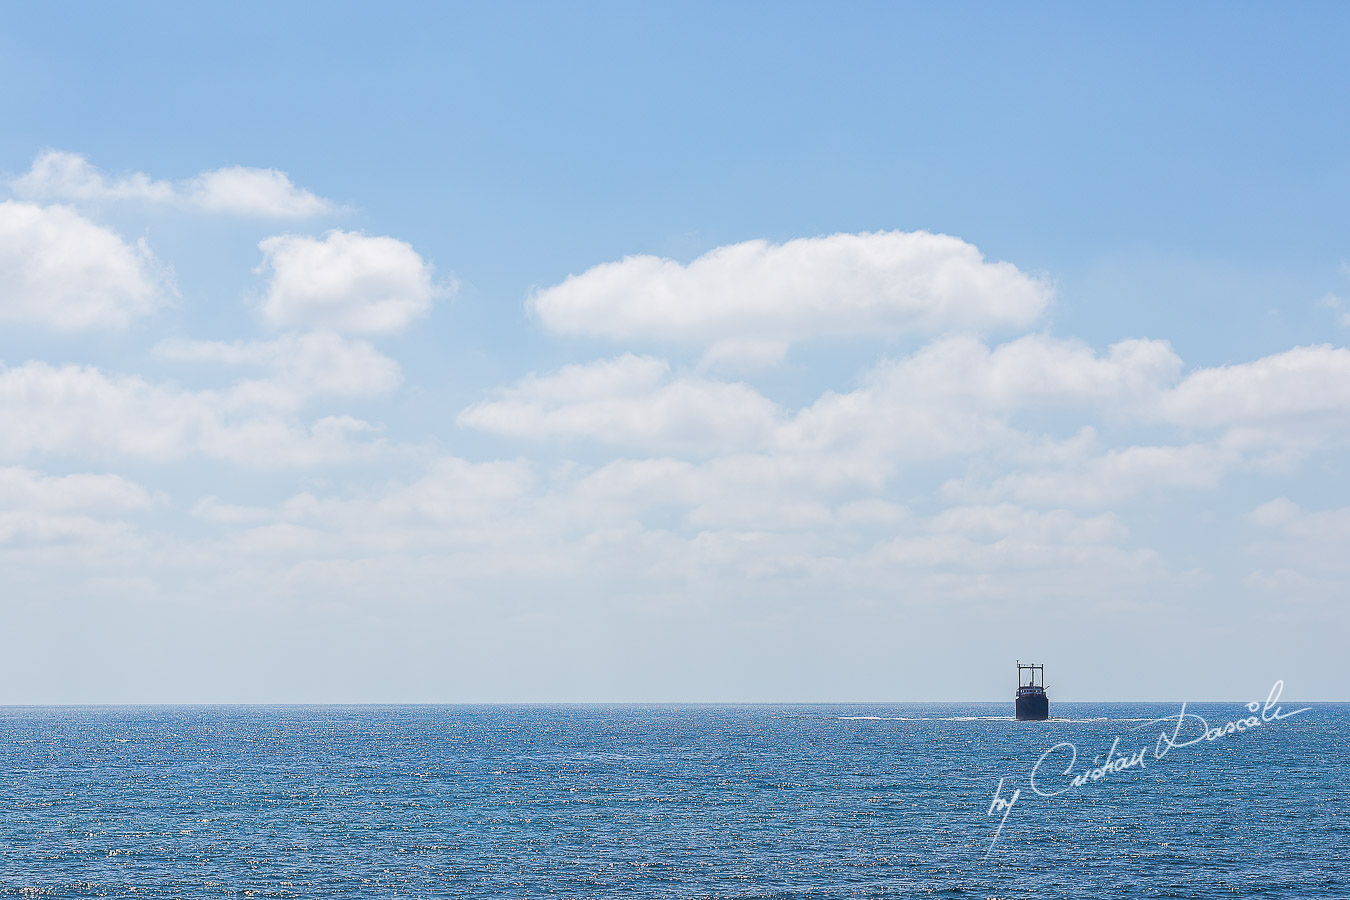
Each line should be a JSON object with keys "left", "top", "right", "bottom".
{"left": 1015, "top": 661, "right": 1049, "bottom": 720}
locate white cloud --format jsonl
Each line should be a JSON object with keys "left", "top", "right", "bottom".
{"left": 865, "top": 503, "right": 1154, "bottom": 580}
{"left": 1159, "top": 344, "right": 1350, "bottom": 433}
{"left": 468, "top": 324, "right": 1350, "bottom": 487}
{"left": 0, "top": 201, "right": 173, "bottom": 329}
{"left": 935, "top": 342, "right": 1350, "bottom": 508}
{"left": 190, "top": 496, "right": 276, "bottom": 525}
{"left": 1243, "top": 498, "right": 1350, "bottom": 619}
{"left": 854, "top": 333, "right": 1178, "bottom": 412}
{"left": 1139, "top": 344, "right": 1350, "bottom": 474}
{"left": 558, "top": 452, "right": 889, "bottom": 532}
{"left": 461, "top": 335, "right": 1182, "bottom": 465}
{"left": 957, "top": 334, "right": 1181, "bottom": 407}
{"left": 1247, "top": 497, "right": 1300, "bottom": 529}
{"left": 191, "top": 456, "right": 539, "bottom": 562}
{"left": 155, "top": 331, "right": 402, "bottom": 408}
{"left": 166, "top": 452, "right": 1148, "bottom": 596}
{"left": 530, "top": 231, "right": 1051, "bottom": 358}
{"left": 782, "top": 334, "right": 1181, "bottom": 461}
{"left": 0, "top": 508, "right": 134, "bottom": 547}
{"left": 1243, "top": 567, "right": 1347, "bottom": 610}
{"left": 1248, "top": 497, "right": 1350, "bottom": 542}
{"left": 10, "top": 150, "right": 334, "bottom": 218}
{"left": 927, "top": 504, "right": 1127, "bottom": 544}
{"left": 870, "top": 529, "right": 1153, "bottom": 575}
{"left": 0, "top": 466, "right": 159, "bottom": 549}
{"left": 10, "top": 150, "right": 174, "bottom": 202}
{"left": 943, "top": 443, "right": 1234, "bottom": 508}
{"left": 0, "top": 361, "right": 388, "bottom": 465}
{"left": 458, "top": 335, "right": 1350, "bottom": 535}
{"left": 186, "top": 166, "right": 333, "bottom": 217}
{"left": 0, "top": 466, "right": 159, "bottom": 512}
{"left": 257, "top": 230, "right": 444, "bottom": 333}
{"left": 458, "top": 354, "right": 781, "bottom": 452}
{"left": 1316, "top": 293, "right": 1350, "bottom": 328}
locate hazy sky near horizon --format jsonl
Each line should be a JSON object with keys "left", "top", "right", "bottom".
{"left": 2, "top": 2, "right": 1348, "bottom": 703}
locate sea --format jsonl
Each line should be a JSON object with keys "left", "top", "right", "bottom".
{"left": 0, "top": 701, "right": 1345, "bottom": 898}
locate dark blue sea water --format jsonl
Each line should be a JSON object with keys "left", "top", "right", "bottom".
{"left": 0, "top": 702, "right": 1345, "bottom": 898}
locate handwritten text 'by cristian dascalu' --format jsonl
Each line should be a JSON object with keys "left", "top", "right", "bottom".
{"left": 983, "top": 680, "right": 1311, "bottom": 857}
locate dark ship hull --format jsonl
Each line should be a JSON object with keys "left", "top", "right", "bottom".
{"left": 1015, "top": 690, "right": 1048, "bottom": 721}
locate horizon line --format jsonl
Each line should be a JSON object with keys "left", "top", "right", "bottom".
{"left": 0, "top": 697, "right": 1342, "bottom": 707}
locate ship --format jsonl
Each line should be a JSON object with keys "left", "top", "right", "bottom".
{"left": 1015, "top": 661, "right": 1049, "bottom": 720}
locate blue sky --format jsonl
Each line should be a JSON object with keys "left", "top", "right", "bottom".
{"left": 1, "top": 3, "right": 1347, "bottom": 702}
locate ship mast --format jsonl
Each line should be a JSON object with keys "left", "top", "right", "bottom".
{"left": 1016, "top": 660, "right": 1044, "bottom": 690}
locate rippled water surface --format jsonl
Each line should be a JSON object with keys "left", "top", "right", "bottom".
{"left": 1, "top": 702, "right": 1345, "bottom": 897}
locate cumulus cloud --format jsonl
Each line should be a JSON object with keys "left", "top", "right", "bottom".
{"left": 256, "top": 230, "right": 445, "bottom": 333}
{"left": 155, "top": 331, "right": 402, "bottom": 408}
{"left": 922, "top": 342, "right": 1350, "bottom": 508}
{"left": 0, "top": 361, "right": 388, "bottom": 465}
{"left": 1159, "top": 344, "right": 1350, "bottom": 431}
{"left": 881, "top": 504, "right": 1143, "bottom": 575}
{"left": 10, "top": 150, "right": 174, "bottom": 203}
{"left": 167, "top": 451, "right": 1145, "bottom": 597}
{"left": 1243, "top": 498, "right": 1350, "bottom": 617}
{"left": 557, "top": 452, "right": 892, "bottom": 532}
{"left": 942, "top": 334, "right": 1181, "bottom": 408}
{"left": 461, "top": 335, "right": 1184, "bottom": 462}
{"left": 1104, "top": 343, "right": 1350, "bottom": 475}
{"left": 461, "top": 336, "right": 1350, "bottom": 517}
{"left": 0, "top": 507, "right": 133, "bottom": 548}
{"left": 190, "top": 457, "right": 539, "bottom": 562}
{"left": 0, "top": 466, "right": 160, "bottom": 549}
{"left": 10, "top": 150, "right": 333, "bottom": 218}
{"left": 927, "top": 503, "right": 1127, "bottom": 544}
{"left": 0, "top": 466, "right": 159, "bottom": 512}
{"left": 0, "top": 201, "right": 173, "bottom": 329}
{"left": 870, "top": 512, "right": 1152, "bottom": 574}
{"left": 942, "top": 443, "right": 1233, "bottom": 508}
{"left": 925, "top": 342, "right": 1350, "bottom": 508}
{"left": 530, "top": 231, "right": 1051, "bottom": 360}
{"left": 783, "top": 334, "right": 1182, "bottom": 460}
{"left": 185, "top": 166, "right": 334, "bottom": 217}
{"left": 458, "top": 354, "right": 781, "bottom": 452}
{"left": 1248, "top": 497, "right": 1350, "bottom": 542}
